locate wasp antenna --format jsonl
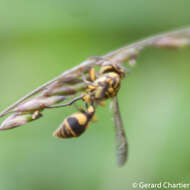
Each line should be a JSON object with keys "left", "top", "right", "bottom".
{"left": 46, "top": 95, "right": 84, "bottom": 109}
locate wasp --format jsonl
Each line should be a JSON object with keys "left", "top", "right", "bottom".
{"left": 51, "top": 61, "right": 125, "bottom": 138}
{"left": 0, "top": 59, "right": 128, "bottom": 167}
{"left": 49, "top": 61, "right": 128, "bottom": 166}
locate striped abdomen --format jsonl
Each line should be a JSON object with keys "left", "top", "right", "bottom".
{"left": 53, "top": 106, "right": 95, "bottom": 138}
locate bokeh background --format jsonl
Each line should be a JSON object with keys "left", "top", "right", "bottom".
{"left": 0, "top": 0, "right": 190, "bottom": 190}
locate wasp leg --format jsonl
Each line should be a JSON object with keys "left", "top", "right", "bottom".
{"left": 81, "top": 73, "right": 96, "bottom": 87}
{"left": 46, "top": 95, "right": 84, "bottom": 109}
{"left": 91, "top": 115, "right": 97, "bottom": 122}
{"left": 98, "top": 101, "right": 105, "bottom": 106}
{"left": 81, "top": 66, "right": 100, "bottom": 86}
{"left": 89, "top": 68, "right": 97, "bottom": 81}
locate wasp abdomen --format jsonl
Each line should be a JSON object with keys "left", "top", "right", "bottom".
{"left": 68, "top": 115, "right": 88, "bottom": 135}
{"left": 53, "top": 106, "right": 95, "bottom": 138}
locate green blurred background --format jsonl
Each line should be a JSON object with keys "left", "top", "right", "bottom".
{"left": 0, "top": 0, "right": 190, "bottom": 190}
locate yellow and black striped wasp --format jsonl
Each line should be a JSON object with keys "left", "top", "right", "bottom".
{"left": 0, "top": 58, "right": 128, "bottom": 167}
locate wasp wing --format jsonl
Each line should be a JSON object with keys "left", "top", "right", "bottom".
{"left": 111, "top": 96, "right": 128, "bottom": 167}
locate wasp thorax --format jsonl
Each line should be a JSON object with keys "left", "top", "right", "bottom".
{"left": 86, "top": 62, "right": 125, "bottom": 103}
{"left": 53, "top": 106, "right": 95, "bottom": 138}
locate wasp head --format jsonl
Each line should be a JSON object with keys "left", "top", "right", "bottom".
{"left": 99, "top": 61, "right": 125, "bottom": 78}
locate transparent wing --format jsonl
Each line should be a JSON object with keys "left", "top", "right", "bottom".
{"left": 111, "top": 96, "right": 128, "bottom": 167}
